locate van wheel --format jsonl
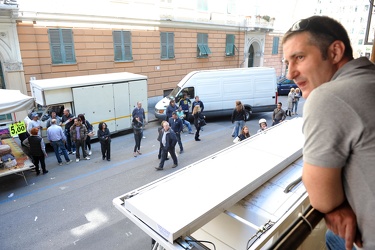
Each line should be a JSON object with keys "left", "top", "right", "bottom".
{"left": 245, "top": 109, "right": 251, "bottom": 121}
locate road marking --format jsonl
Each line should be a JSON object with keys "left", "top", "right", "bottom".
{"left": 70, "top": 208, "right": 108, "bottom": 237}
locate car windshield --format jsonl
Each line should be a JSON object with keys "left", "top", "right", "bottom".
{"left": 167, "top": 86, "right": 181, "bottom": 99}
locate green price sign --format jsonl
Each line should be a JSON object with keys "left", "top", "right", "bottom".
{"left": 9, "top": 121, "right": 27, "bottom": 136}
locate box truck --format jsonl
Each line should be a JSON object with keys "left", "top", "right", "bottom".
{"left": 27, "top": 72, "right": 148, "bottom": 142}
{"left": 154, "top": 67, "right": 278, "bottom": 120}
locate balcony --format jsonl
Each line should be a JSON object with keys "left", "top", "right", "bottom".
{"left": 244, "top": 16, "right": 275, "bottom": 31}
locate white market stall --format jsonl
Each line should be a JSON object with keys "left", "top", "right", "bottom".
{"left": 0, "top": 89, "right": 35, "bottom": 185}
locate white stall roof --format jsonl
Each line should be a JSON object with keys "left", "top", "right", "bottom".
{"left": 121, "top": 118, "right": 305, "bottom": 244}
{"left": 0, "top": 89, "right": 34, "bottom": 115}
{"left": 30, "top": 72, "right": 147, "bottom": 91}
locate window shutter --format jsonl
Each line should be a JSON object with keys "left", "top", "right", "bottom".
{"left": 226, "top": 34, "right": 235, "bottom": 55}
{"left": 160, "top": 32, "right": 168, "bottom": 58}
{"left": 49, "top": 29, "right": 63, "bottom": 64}
{"left": 272, "top": 37, "right": 279, "bottom": 55}
{"left": 61, "top": 29, "right": 75, "bottom": 63}
{"left": 123, "top": 31, "right": 133, "bottom": 60}
{"left": 167, "top": 32, "right": 174, "bottom": 58}
{"left": 113, "top": 31, "right": 123, "bottom": 61}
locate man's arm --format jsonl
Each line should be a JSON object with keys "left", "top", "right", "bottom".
{"left": 303, "top": 163, "right": 362, "bottom": 249}
{"left": 302, "top": 162, "right": 344, "bottom": 213}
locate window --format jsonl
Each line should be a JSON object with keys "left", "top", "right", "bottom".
{"left": 227, "top": 0, "right": 236, "bottom": 14}
{"left": 160, "top": 32, "right": 175, "bottom": 59}
{"left": 197, "top": 0, "right": 208, "bottom": 11}
{"left": 272, "top": 37, "right": 279, "bottom": 55}
{"left": 358, "top": 39, "right": 363, "bottom": 45}
{"left": 197, "top": 33, "right": 211, "bottom": 58}
{"left": 48, "top": 29, "right": 76, "bottom": 64}
{"left": 113, "top": 30, "right": 133, "bottom": 61}
{"left": 225, "top": 34, "right": 236, "bottom": 56}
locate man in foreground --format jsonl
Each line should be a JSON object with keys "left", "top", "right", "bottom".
{"left": 283, "top": 15, "right": 375, "bottom": 249}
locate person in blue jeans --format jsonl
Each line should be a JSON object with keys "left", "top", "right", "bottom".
{"left": 61, "top": 108, "right": 76, "bottom": 154}
{"left": 47, "top": 119, "right": 72, "bottom": 165}
{"left": 326, "top": 230, "right": 356, "bottom": 250}
{"left": 176, "top": 106, "right": 193, "bottom": 134}
{"left": 231, "top": 100, "right": 246, "bottom": 138}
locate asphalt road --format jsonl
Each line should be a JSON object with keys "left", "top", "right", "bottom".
{"left": 0, "top": 96, "right": 304, "bottom": 250}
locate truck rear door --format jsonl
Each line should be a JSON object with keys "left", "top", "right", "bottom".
{"left": 72, "top": 85, "right": 115, "bottom": 132}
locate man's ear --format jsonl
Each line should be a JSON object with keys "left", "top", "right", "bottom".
{"left": 329, "top": 40, "right": 345, "bottom": 64}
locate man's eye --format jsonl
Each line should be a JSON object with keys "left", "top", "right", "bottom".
{"left": 297, "top": 56, "right": 304, "bottom": 60}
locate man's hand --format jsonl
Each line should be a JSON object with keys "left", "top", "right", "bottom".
{"left": 324, "top": 201, "right": 363, "bottom": 250}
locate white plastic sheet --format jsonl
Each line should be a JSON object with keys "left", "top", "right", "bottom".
{"left": 0, "top": 89, "right": 34, "bottom": 115}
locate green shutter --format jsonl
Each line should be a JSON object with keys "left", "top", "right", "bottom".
{"left": 123, "top": 31, "right": 133, "bottom": 60}
{"left": 272, "top": 37, "right": 279, "bottom": 55}
{"left": 225, "top": 34, "right": 235, "bottom": 56}
{"left": 160, "top": 32, "right": 168, "bottom": 59}
{"left": 167, "top": 32, "right": 174, "bottom": 58}
{"left": 61, "top": 29, "right": 75, "bottom": 63}
{"left": 161, "top": 32, "right": 174, "bottom": 59}
{"left": 49, "top": 29, "right": 63, "bottom": 64}
{"left": 113, "top": 31, "right": 123, "bottom": 61}
{"left": 113, "top": 31, "right": 133, "bottom": 61}
{"left": 49, "top": 28, "right": 75, "bottom": 64}
{"left": 197, "top": 33, "right": 211, "bottom": 57}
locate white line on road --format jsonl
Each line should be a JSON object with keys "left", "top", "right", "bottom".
{"left": 70, "top": 208, "right": 108, "bottom": 237}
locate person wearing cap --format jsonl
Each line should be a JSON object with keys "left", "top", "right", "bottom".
{"left": 257, "top": 118, "right": 267, "bottom": 133}
{"left": 168, "top": 111, "right": 184, "bottom": 153}
{"left": 283, "top": 16, "right": 375, "bottom": 249}
{"left": 27, "top": 113, "right": 42, "bottom": 137}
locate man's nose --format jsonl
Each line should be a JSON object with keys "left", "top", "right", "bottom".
{"left": 286, "top": 64, "right": 296, "bottom": 80}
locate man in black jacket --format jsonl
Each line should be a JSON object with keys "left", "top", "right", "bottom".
{"left": 155, "top": 122, "right": 178, "bottom": 170}
{"left": 168, "top": 112, "right": 184, "bottom": 153}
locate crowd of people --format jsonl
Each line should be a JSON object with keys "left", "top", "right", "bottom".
{"left": 23, "top": 107, "right": 114, "bottom": 175}
{"left": 23, "top": 95, "right": 294, "bottom": 175}
{"left": 21, "top": 85, "right": 297, "bottom": 179}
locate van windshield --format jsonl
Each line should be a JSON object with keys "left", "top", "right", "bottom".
{"left": 167, "top": 86, "right": 181, "bottom": 99}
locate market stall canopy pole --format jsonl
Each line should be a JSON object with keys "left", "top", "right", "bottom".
{"left": 0, "top": 89, "right": 34, "bottom": 115}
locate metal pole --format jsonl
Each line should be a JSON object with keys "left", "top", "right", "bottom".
{"left": 267, "top": 205, "right": 324, "bottom": 250}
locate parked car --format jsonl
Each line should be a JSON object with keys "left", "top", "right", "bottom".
{"left": 277, "top": 77, "right": 298, "bottom": 95}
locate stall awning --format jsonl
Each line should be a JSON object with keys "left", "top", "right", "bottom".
{"left": 0, "top": 89, "right": 34, "bottom": 115}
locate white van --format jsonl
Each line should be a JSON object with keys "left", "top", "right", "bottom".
{"left": 155, "top": 67, "right": 278, "bottom": 120}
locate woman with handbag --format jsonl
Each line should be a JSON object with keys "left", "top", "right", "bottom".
{"left": 192, "top": 105, "right": 205, "bottom": 141}
{"left": 132, "top": 115, "right": 144, "bottom": 157}
{"left": 78, "top": 114, "right": 93, "bottom": 156}
{"left": 98, "top": 122, "right": 111, "bottom": 161}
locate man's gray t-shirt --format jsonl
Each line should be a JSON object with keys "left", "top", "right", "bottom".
{"left": 303, "top": 57, "right": 375, "bottom": 248}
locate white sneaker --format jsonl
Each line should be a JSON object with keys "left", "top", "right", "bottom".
{"left": 72, "top": 151, "right": 76, "bottom": 154}
{"left": 88, "top": 150, "right": 92, "bottom": 156}
{"left": 66, "top": 160, "right": 73, "bottom": 165}
{"left": 143, "top": 136, "right": 146, "bottom": 139}
{"left": 85, "top": 157, "right": 90, "bottom": 160}
{"left": 76, "top": 158, "right": 80, "bottom": 162}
